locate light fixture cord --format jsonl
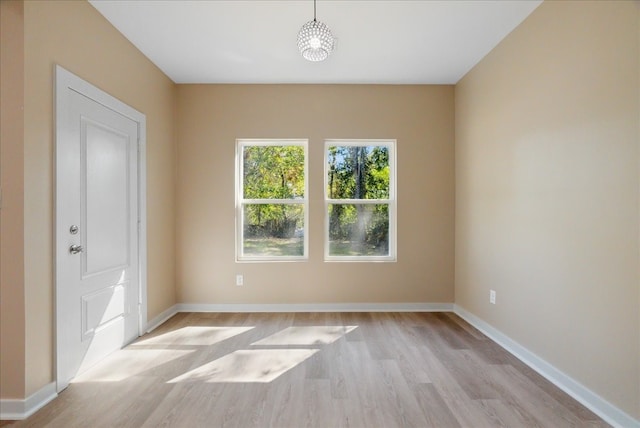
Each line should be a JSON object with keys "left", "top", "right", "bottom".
{"left": 313, "top": 0, "right": 317, "bottom": 21}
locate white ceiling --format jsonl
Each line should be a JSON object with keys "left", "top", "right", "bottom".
{"left": 88, "top": 0, "right": 542, "bottom": 84}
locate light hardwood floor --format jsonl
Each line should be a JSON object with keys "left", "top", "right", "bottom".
{"left": 6, "top": 312, "right": 608, "bottom": 427}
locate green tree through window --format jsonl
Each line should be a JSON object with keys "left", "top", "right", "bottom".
{"left": 326, "top": 141, "right": 396, "bottom": 260}
{"left": 237, "top": 140, "right": 307, "bottom": 260}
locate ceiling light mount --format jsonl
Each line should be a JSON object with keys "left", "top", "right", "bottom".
{"left": 297, "top": 0, "right": 335, "bottom": 62}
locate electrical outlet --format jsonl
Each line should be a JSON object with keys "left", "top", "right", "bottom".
{"left": 236, "top": 275, "right": 243, "bottom": 286}
{"left": 489, "top": 289, "right": 496, "bottom": 304}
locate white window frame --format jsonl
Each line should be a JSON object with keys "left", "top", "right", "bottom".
{"left": 324, "top": 139, "right": 397, "bottom": 262}
{"left": 236, "top": 139, "right": 309, "bottom": 262}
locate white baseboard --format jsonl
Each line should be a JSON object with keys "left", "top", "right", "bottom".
{"left": 453, "top": 304, "right": 640, "bottom": 428}
{"left": 0, "top": 382, "right": 57, "bottom": 421}
{"left": 176, "top": 302, "right": 453, "bottom": 313}
{"left": 146, "top": 304, "right": 179, "bottom": 333}
{"left": 144, "top": 302, "right": 452, "bottom": 333}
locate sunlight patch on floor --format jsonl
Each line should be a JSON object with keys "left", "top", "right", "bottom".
{"left": 135, "top": 326, "right": 254, "bottom": 346}
{"left": 72, "top": 349, "right": 193, "bottom": 382}
{"left": 251, "top": 325, "right": 358, "bottom": 346}
{"left": 168, "top": 349, "right": 319, "bottom": 383}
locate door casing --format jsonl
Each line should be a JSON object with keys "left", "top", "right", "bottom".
{"left": 54, "top": 65, "right": 147, "bottom": 392}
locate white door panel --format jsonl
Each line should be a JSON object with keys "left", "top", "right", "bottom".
{"left": 83, "top": 118, "right": 132, "bottom": 276}
{"left": 81, "top": 282, "right": 129, "bottom": 339}
{"left": 56, "top": 66, "right": 146, "bottom": 391}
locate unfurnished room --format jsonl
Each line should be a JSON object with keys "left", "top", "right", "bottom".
{"left": 0, "top": 0, "right": 639, "bottom": 427}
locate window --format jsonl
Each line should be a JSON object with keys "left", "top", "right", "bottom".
{"left": 236, "top": 139, "right": 308, "bottom": 261}
{"left": 324, "top": 140, "right": 396, "bottom": 261}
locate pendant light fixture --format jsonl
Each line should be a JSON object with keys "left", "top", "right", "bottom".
{"left": 297, "top": 0, "right": 335, "bottom": 62}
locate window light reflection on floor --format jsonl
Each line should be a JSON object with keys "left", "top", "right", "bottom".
{"left": 169, "top": 325, "right": 358, "bottom": 384}
{"left": 136, "top": 326, "right": 254, "bottom": 346}
{"left": 72, "top": 349, "right": 194, "bottom": 382}
{"left": 72, "top": 326, "right": 254, "bottom": 383}
{"left": 75, "top": 325, "right": 359, "bottom": 385}
{"left": 168, "top": 349, "right": 319, "bottom": 383}
{"left": 251, "top": 325, "right": 357, "bottom": 346}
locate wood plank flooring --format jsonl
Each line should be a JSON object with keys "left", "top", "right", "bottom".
{"left": 6, "top": 312, "right": 608, "bottom": 427}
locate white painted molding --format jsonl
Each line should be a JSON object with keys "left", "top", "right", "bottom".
{"left": 176, "top": 302, "right": 453, "bottom": 313}
{"left": 0, "top": 382, "right": 57, "bottom": 421}
{"left": 453, "top": 305, "right": 640, "bottom": 428}
{"left": 145, "top": 304, "right": 179, "bottom": 333}
{"left": 144, "top": 302, "right": 451, "bottom": 334}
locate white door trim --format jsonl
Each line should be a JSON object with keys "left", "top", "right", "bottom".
{"left": 54, "top": 65, "right": 147, "bottom": 392}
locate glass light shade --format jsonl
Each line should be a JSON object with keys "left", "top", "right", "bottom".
{"left": 297, "top": 20, "right": 334, "bottom": 62}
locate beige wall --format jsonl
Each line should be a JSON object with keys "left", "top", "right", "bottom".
{"left": 176, "top": 85, "right": 455, "bottom": 305}
{"left": 0, "top": 0, "right": 26, "bottom": 399}
{"left": 455, "top": 0, "right": 640, "bottom": 419}
{"left": 16, "top": 0, "right": 177, "bottom": 396}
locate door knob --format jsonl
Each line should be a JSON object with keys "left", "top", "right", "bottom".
{"left": 69, "top": 244, "right": 83, "bottom": 254}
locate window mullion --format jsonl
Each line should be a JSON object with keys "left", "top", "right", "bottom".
{"left": 242, "top": 198, "right": 306, "bottom": 205}
{"left": 326, "top": 199, "right": 390, "bottom": 204}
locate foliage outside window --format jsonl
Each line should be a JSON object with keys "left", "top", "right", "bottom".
{"left": 237, "top": 140, "right": 308, "bottom": 261}
{"left": 325, "top": 140, "right": 396, "bottom": 261}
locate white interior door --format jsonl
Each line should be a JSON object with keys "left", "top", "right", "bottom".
{"left": 55, "top": 66, "right": 146, "bottom": 392}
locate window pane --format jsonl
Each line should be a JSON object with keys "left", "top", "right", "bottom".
{"left": 328, "top": 204, "right": 389, "bottom": 256}
{"left": 243, "top": 204, "right": 304, "bottom": 257}
{"left": 327, "top": 145, "right": 389, "bottom": 200}
{"left": 243, "top": 145, "right": 305, "bottom": 199}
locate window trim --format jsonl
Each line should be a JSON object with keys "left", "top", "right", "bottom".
{"left": 236, "top": 139, "right": 309, "bottom": 262}
{"left": 323, "top": 139, "right": 397, "bottom": 262}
